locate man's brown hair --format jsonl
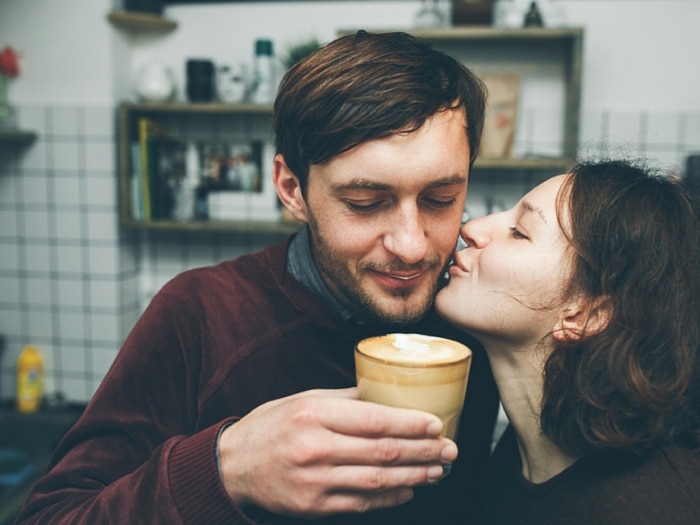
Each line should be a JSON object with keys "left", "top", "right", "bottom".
{"left": 273, "top": 30, "right": 487, "bottom": 192}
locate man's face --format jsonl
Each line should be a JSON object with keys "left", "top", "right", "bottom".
{"left": 302, "top": 110, "right": 470, "bottom": 325}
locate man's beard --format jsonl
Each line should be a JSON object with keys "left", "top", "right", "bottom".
{"left": 307, "top": 215, "right": 446, "bottom": 325}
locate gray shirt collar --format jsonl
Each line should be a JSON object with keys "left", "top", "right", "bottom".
{"left": 286, "top": 224, "right": 363, "bottom": 323}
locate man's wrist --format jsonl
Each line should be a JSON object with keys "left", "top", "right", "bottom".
{"left": 216, "top": 420, "right": 236, "bottom": 474}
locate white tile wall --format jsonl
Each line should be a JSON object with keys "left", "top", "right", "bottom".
{"left": 0, "top": 104, "right": 698, "bottom": 403}
{"left": 0, "top": 241, "right": 19, "bottom": 269}
{"left": 0, "top": 104, "right": 133, "bottom": 402}
{"left": 0, "top": 276, "right": 21, "bottom": 306}
{"left": 21, "top": 208, "right": 52, "bottom": 239}
{"left": 55, "top": 244, "right": 84, "bottom": 275}
{"left": 59, "top": 343, "right": 88, "bottom": 373}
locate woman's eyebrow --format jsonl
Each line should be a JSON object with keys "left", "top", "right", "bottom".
{"left": 521, "top": 200, "right": 548, "bottom": 225}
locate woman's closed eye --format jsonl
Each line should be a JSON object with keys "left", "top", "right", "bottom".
{"left": 510, "top": 226, "right": 529, "bottom": 240}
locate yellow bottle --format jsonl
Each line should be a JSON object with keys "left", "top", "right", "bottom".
{"left": 16, "top": 345, "right": 44, "bottom": 413}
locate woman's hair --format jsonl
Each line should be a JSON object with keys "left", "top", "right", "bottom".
{"left": 541, "top": 159, "right": 700, "bottom": 457}
{"left": 273, "top": 30, "right": 487, "bottom": 192}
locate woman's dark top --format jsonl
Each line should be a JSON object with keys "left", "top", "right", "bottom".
{"left": 487, "top": 426, "right": 700, "bottom": 524}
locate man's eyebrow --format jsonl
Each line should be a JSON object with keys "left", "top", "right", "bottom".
{"left": 521, "top": 200, "right": 547, "bottom": 225}
{"left": 332, "top": 175, "right": 467, "bottom": 192}
{"left": 428, "top": 175, "right": 468, "bottom": 188}
{"left": 332, "top": 180, "right": 389, "bottom": 191}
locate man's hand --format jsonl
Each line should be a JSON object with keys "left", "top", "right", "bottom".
{"left": 217, "top": 387, "right": 457, "bottom": 518}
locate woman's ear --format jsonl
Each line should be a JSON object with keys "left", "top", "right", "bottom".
{"left": 273, "top": 153, "right": 309, "bottom": 223}
{"left": 552, "top": 296, "right": 612, "bottom": 342}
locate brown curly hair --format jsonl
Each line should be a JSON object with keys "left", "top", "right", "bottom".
{"left": 540, "top": 159, "right": 700, "bottom": 457}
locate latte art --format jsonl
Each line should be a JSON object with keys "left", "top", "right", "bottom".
{"left": 358, "top": 333, "right": 471, "bottom": 365}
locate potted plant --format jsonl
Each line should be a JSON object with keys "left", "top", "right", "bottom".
{"left": 282, "top": 37, "right": 322, "bottom": 69}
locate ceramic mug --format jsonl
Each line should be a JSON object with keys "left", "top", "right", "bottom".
{"left": 135, "top": 62, "right": 175, "bottom": 102}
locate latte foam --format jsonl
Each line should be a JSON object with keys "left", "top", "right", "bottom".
{"left": 356, "top": 333, "right": 470, "bottom": 365}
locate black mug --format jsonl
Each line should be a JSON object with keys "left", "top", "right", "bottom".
{"left": 186, "top": 59, "right": 215, "bottom": 102}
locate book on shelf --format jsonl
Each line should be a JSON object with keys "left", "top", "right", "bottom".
{"left": 137, "top": 118, "right": 186, "bottom": 221}
{"left": 130, "top": 142, "right": 144, "bottom": 220}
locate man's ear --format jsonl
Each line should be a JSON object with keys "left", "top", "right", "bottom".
{"left": 273, "top": 153, "right": 309, "bottom": 223}
{"left": 552, "top": 296, "right": 612, "bottom": 342}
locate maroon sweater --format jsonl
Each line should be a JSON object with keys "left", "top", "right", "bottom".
{"left": 487, "top": 426, "right": 700, "bottom": 524}
{"left": 16, "top": 239, "right": 499, "bottom": 525}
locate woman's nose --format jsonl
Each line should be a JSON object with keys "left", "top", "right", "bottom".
{"left": 459, "top": 217, "right": 491, "bottom": 249}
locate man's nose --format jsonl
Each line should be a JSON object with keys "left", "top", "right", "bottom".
{"left": 382, "top": 205, "right": 429, "bottom": 264}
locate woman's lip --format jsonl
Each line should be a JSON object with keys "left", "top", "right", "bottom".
{"left": 451, "top": 251, "right": 470, "bottom": 273}
{"left": 447, "top": 264, "right": 465, "bottom": 277}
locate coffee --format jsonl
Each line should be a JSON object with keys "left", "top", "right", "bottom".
{"left": 355, "top": 333, "right": 472, "bottom": 440}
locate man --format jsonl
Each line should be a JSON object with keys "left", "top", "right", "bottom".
{"left": 16, "top": 31, "right": 499, "bottom": 524}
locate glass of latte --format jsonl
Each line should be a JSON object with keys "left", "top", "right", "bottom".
{"left": 354, "top": 333, "right": 472, "bottom": 446}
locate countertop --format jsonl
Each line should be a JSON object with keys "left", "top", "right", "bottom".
{"left": 0, "top": 400, "right": 85, "bottom": 525}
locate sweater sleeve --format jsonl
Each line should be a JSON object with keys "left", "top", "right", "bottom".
{"left": 14, "top": 420, "right": 256, "bottom": 524}
{"left": 14, "top": 274, "right": 259, "bottom": 525}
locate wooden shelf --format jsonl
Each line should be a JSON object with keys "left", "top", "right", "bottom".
{"left": 0, "top": 130, "right": 37, "bottom": 145}
{"left": 389, "top": 26, "right": 582, "bottom": 42}
{"left": 120, "top": 101, "right": 273, "bottom": 116}
{"left": 117, "top": 102, "right": 288, "bottom": 235}
{"left": 121, "top": 217, "right": 300, "bottom": 235}
{"left": 473, "top": 157, "right": 575, "bottom": 170}
{"left": 107, "top": 11, "right": 178, "bottom": 33}
{"left": 341, "top": 26, "right": 582, "bottom": 42}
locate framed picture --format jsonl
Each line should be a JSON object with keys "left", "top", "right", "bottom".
{"left": 206, "top": 141, "right": 280, "bottom": 221}
{"left": 202, "top": 140, "right": 263, "bottom": 193}
{"left": 480, "top": 74, "right": 520, "bottom": 159}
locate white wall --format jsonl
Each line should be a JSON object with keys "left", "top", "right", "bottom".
{"left": 559, "top": 0, "right": 700, "bottom": 112}
{"left": 0, "top": 0, "right": 117, "bottom": 104}
{"left": 1, "top": 1, "right": 699, "bottom": 113}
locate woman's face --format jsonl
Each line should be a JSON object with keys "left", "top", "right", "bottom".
{"left": 436, "top": 174, "right": 573, "bottom": 346}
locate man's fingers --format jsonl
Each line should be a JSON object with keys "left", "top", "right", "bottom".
{"left": 319, "top": 432, "right": 457, "bottom": 467}
{"left": 329, "top": 463, "right": 446, "bottom": 491}
{"left": 321, "top": 487, "right": 416, "bottom": 516}
{"left": 311, "top": 396, "right": 444, "bottom": 438}
{"left": 295, "top": 463, "right": 443, "bottom": 517}
{"left": 283, "top": 388, "right": 444, "bottom": 438}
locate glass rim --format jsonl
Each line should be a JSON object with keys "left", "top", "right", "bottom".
{"left": 354, "top": 344, "right": 472, "bottom": 368}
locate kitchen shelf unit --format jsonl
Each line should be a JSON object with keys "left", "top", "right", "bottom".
{"left": 117, "top": 27, "right": 583, "bottom": 233}
{"left": 107, "top": 11, "right": 178, "bottom": 32}
{"left": 117, "top": 102, "right": 300, "bottom": 235}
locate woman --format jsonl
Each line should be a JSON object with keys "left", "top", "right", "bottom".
{"left": 436, "top": 159, "right": 700, "bottom": 524}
